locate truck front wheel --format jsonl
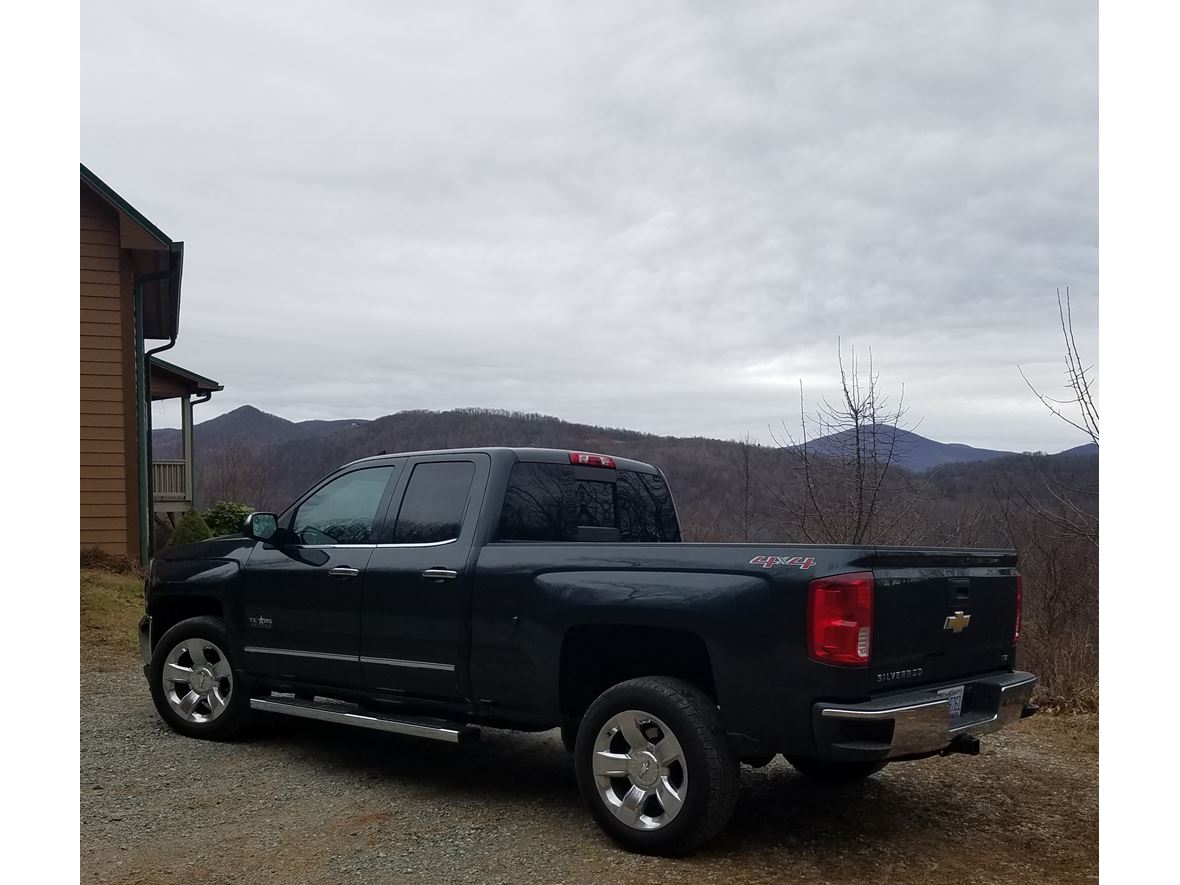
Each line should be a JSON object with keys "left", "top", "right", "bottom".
{"left": 574, "top": 677, "right": 739, "bottom": 855}
{"left": 148, "top": 616, "right": 251, "bottom": 740}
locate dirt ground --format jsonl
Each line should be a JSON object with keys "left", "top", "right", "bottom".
{"left": 80, "top": 570, "right": 1098, "bottom": 884}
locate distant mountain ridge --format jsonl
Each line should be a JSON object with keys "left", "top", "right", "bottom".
{"left": 153, "top": 405, "right": 1081, "bottom": 472}
{"left": 153, "top": 405, "right": 1097, "bottom": 542}
{"left": 790, "top": 424, "right": 1017, "bottom": 472}
{"left": 152, "top": 405, "right": 370, "bottom": 458}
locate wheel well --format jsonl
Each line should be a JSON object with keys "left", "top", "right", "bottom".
{"left": 150, "top": 596, "right": 224, "bottom": 649}
{"left": 559, "top": 624, "right": 717, "bottom": 720}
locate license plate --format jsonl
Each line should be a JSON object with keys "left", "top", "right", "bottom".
{"left": 938, "top": 685, "right": 965, "bottom": 718}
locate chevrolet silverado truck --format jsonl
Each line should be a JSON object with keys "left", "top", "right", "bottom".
{"left": 140, "top": 446, "right": 1036, "bottom": 854}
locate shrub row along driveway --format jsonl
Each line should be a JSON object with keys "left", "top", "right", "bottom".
{"left": 82, "top": 663, "right": 1096, "bottom": 884}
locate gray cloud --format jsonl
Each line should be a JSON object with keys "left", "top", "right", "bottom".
{"left": 85, "top": 1, "right": 1097, "bottom": 453}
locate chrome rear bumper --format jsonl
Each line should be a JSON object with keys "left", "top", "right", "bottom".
{"left": 814, "top": 670, "right": 1036, "bottom": 761}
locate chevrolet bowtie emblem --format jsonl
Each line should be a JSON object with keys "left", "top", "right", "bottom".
{"left": 944, "top": 611, "right": 972, "bottom": 633}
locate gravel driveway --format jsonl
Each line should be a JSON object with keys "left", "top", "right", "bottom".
{"left": 82, "top": 668, "right": 1097, "bottom": 884}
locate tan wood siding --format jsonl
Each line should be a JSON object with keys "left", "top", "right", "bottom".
{"left": 81, "top": 452, "right": 128, "bottom": 466}
{"left": 81, "top": 283, "right": 122, "bottom": 300}
{"left": 81, "top": 335, "right": 122, "bottom": 351}
{"left": 81, "top": 490, "right": 129, "bottom": 504}
{"left": 80, "top": 349, "right": 126, "bottom": 365}
{"left": 81, "top": 309, "right": 122, "bottom": 327}
{"left": 80, "top": 503, "right": 129, "bottom": 518}
{"left": 81, "top": 426, "right": 127, "bottom": 441}
{"left": 82, "top": 477, "right": 129, "bottom": 493}
{"left": 81, "top": 464, "right": 128, "bottom": 479}
{"left": 80, "top": 413, "right": 126, "bottom": 428}
{"left": 81, "top": 529, "right": 131, "bottom": 545}
{"left": 80, "top": 228, "right": 120, "bottom": 247}
{"left": 80, "top": 400, "right": 125, "bottom": 416}
{"left": 80, "top": 360, "right": 125, "bottom": 378}
{"left": 81, "top": 256, "right": 121, "bottom": 273}
{"left": 80, "top": 185, "right": 136, "bottom": 559}
{"left": 80, "top": 269, "right": 122, "bottom": 286}
{"left": 80, "top": 434, "right": 125, "bottom": 450}
{"left": 120, "top": 248, "right": 141, "bottom": 559}
{"left": 79, "top": 387, "right": 124, "bottom": 403}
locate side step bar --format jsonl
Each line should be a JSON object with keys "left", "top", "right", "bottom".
{"left": 250, "top": 696, "right": 480, "bottom": 744}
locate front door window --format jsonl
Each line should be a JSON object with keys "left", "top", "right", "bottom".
{"left": 291, "top": 466, "right": 395, "bottom": 545}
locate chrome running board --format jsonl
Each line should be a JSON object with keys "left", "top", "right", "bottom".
{"left": 250, "top": 696, "right": 479, "bottom": 744}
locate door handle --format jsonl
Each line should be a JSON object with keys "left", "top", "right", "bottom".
{"left": 328, "top": 566, "right": 360, "bottom": 579}
{"left": 422, "top": 568, "right": 458, "bottom": 581}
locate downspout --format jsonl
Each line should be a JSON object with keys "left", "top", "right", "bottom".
{"left": 133, "top": 269, "right": 174, "bottom": 567}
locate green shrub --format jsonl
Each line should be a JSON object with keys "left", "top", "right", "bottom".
{"left": 167, "top": 510, "right": 213, "bottom": 547}
{"left": 202, "top": 501, "right": 254, "bottom": 537}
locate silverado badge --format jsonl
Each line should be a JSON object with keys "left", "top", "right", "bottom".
{"left": 943, "top": 611, "right": 972, "bottom": 633}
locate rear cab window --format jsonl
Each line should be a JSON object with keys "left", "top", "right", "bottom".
{"left": 497, "top": 460, "right": 680, "bottom": 542}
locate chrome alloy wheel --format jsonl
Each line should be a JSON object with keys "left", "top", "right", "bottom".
{"left": 592, "top": 709, "right": 687, "bottom": 831}
{"left": 161, "top": 638, "right": 233, "bottom": 724}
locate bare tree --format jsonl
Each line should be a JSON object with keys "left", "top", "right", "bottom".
{"left": 739, "top": 432, "right": 754, "bottom": 542}
{"left": 199, "top": 438, "right": 273, "bottom": 511}
{"left": 775, "top": 341, "right": 922, "bottom": 544}
{"left": 1014, "top": 287, "right": 1099, "bottom": 546}
{"left": 1019, "top": 287, "right": 1098, "bottom": 446}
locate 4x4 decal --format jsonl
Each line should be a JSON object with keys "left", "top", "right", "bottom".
{"left": 750, "top": 555, "right": 815, "bottom": 570}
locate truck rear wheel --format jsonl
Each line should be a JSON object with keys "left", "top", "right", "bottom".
{"left": 148, "top": 616, "right": 251, "bottom": 740}
{"left": 785, "top": 755, "right": 887, "bottom": 781}
{"left": 574, "top": 677, "right": 739, "bottom": 855}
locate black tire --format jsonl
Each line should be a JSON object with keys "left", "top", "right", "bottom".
{"left": 574, "top": 677, "right": 739, "bottom": 855}
{"left": 785, "top": 755, "right": 887, "bottom": 782}
{"left": 148, "top": 616, "right": 251, "bottom": 740}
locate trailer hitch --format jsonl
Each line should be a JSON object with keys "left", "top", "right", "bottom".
{"left": 941, "top": 734, "right": 981, "bottom": 757}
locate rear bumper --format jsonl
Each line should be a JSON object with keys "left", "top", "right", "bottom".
{"left": 813, "top": 670, "right": 1036, "bottom": 761}
{"left": 138, "top": 615, "right": 152, "bottom": 678}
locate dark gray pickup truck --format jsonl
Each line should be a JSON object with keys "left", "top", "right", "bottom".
{"left": 140, "top": 446, "right": 1036, "bottom": 854}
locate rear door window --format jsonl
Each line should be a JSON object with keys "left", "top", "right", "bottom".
{"left": 392, "top": 461, "right": 477, "bottom": 544}
{"left": 497, "top": 462, "right": 680, "bottom": 542}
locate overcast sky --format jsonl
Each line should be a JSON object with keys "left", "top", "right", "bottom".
{"left": 82, "top": 1, "right": 1097, "bottom": 453}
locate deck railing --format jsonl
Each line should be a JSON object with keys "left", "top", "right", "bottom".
{"left": 152, "top": 460, "right": 189, "bottom": 501}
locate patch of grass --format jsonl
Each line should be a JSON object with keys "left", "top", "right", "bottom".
{"left": 1023, "top": 709, "right": 1099, "bottom": 755}
{"left": 81, "top": 568, "right": 144, "bottom": 669}
{"left": 80, "top": 546, "right": 142, "bottom": 576}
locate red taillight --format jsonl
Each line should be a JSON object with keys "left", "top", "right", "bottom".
{"left": 807, "top": 572, "right": 874, "bottom": 666}
{"left": 1014, "top": 575, "right": 1023, "bottom": 643}
{"left": 569, "top": 452, "right": 616, "bottom": 468}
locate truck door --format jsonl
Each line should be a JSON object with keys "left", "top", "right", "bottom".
{"left": 239, "top": 463, "right": 400, "bottom": 687}
{"left": 361, "top": 454, "right": 489, "bottom": 701}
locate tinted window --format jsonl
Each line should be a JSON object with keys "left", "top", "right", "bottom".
{"left": 616, "top": 471, "right": 681, "bottom": 542}
{"left": 497, "top": 463, "right": 564, "bottom": 541}
{"left": 292, "top": 466, "right": 395, "bottom": 545}
{"left": 393, "top": 461, "right": 476, "bottom": 544}
{"left": 497, "top": 462, "right": 680, "bottom": 542}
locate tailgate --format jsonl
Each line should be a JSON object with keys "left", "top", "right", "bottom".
{"left": 869, "top": 548, "right": 1019, "bottom": 690}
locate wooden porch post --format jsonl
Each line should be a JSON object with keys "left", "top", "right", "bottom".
{"left": 182, "top": 394, "right": 194, "bottom": 508}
